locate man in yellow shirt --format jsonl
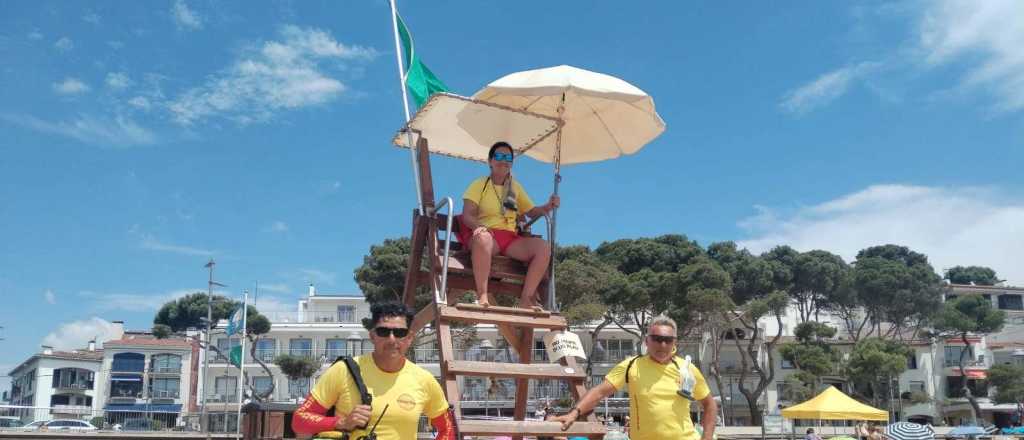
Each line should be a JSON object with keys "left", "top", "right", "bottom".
{"left": 292, "top": 302, "right": 454, "bottom": 439}
{"left": 554, "top": 316, "right": 718, "bottom": 440}
{"left": 457, "top": 141, "right": 559, "bottom": 309}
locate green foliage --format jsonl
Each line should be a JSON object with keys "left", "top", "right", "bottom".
{"left": 907, "top": 391, "right": 932, "bottom": 405}
{"left": 778, "top": 375, "right": 815, "bottom": 403}
{"left": 353, "top": 237, "right": 428, "bottom": 308}
{"left": 154, "top": 292, "right": 240, "bottom": 332}
{"left": 851, "top": 244, "right": 944, "bottom": 334}
{"left": 846, "top": 337, "right": 913, "bottom": 385}
{"left": 553, "top": 246, "right": 620, "bottom": 327}
{"left": 89, "top": 417, "right": 105, "bottom": 429}
{"left": 790, "top": 250, "right": 849, "bottom": 321}
{"left": 934, "top": 295, "right": 1006, "bottom": 337}
{"left": 779, "top": 322, "right": 841, "bottom": 380}
{"left": 708, "top": 241, "right": 775, "bottom": 304}
{"left": 945, "top": 266, "right": 999, "bottom": 286}
{"left": 595, "top": 234, "right": 702, "bottom": 275}
{"left": 988, "top": 363, "right": 1024, "bottom": 405}
{"left": 152, "top": 324, "right": 172, "bottom": 339}
{"left": 151, "top": 419, "right": 165, "bottom": 430}
{"left": 273, "top": 354, "right": 320, "bottom": 381}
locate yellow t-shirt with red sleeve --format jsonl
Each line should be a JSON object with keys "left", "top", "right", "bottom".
{"left": 308, "top": 354, "right": 448, "bottom": 440}
{"left": 604, "top": 355, "right": 711, "bottom": 440}
{"left": 462, "top": 176, "right": 535, "bottom": 232}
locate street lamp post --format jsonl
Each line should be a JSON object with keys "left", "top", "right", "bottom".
{"left": 200, "top": 259, "right": 226, "bottom": 435}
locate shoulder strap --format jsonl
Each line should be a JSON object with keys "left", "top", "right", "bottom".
{"left": 334, "top": 356, "right": 373, "bottom": 406}
{"left": 624, "top": 355, "right": 643, "bottom": 384}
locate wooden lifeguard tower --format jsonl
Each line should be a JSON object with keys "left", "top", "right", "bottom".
{"left": 401, "top": 136, "right": 605, "bottom": 439}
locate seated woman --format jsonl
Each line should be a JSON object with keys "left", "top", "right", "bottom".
{"left": 457, "top": 141, "right": 559, "bottom": 309}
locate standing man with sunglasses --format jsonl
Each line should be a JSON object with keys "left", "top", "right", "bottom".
{"left": 292, "top": 302, "right": 455, "bottom": 440}
{"left": 457, "top": 141, "right": 560, "bottom": 310}
{"left": 553, "top": 316, "right": 718, "bottom": 440}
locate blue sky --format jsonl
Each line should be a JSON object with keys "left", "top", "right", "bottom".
{"left": 2, "top": 1, "right": 1023, "bottom": 391}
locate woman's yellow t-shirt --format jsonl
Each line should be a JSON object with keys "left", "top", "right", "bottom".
{"left": 308, "top": 355, "right": 448, "bottom": 440}
{"left": 462, "top": 176, "right": 535, "bottom": 232}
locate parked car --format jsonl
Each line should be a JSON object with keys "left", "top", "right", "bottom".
{"left": 0, "top": 417, "right": 23, "bottom": 428}
{"left": 19, "top": 420, "right": 47, "bottom": 431}
{"left": 41, "top": 419, "right": 97, "bottom": 431}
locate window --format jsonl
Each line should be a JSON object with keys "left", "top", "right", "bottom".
{"left": 337, "top": 305, "right": 355, "bottom": 323}
{"left": 907, "top": 353, "right": 918, "bottom": 370}
{"left": 781, "top": 358, "right": 795, "bottom": 369}
{"left": 53, "top": 368, "right": 94, "bottom": 389}
{"left": 150, "top": 377, "right": 180, "bottom": 398}
{"left": 214, "top": 377, "right": 237, "bottom": 401}
{"left": 217, "top": 338, "right": 240, "bottom": 362}
{"left": 998, "top": 294, "right": 1023, "bottom": 311}
{"left": 289, "top": 338, "right": 312, "bottom": 359}
{"left": 255, "top": 339, "right": 276, "bottom": 362}
{"left": 151, "top": 354, "right": 182, "bottom": 373}
{"left": 945, "top": 346, "right": 972, "bottom": 367}
{"left": 325, "top": 338, "right": 346, "bottom": 359}
{"left": 288, "top": 377, "right": 309, "bottom": 398}
{"left": 110, "top": 374, "right": 143, "bottom": 398}
{"left": 909, "top": 381, "right": 925, "bottom": 394}
{"left": 252, "top": 377, "right": 274, "bottom": 396}
{"left": 112, "top": 353, "right": 145, "bottom": 372}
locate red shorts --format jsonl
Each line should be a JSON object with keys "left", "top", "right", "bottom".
{"left": 455, "top": 215, "right": 521, "bottom": 255}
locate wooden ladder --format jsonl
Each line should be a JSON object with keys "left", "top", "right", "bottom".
{"left": 402, "top": 137, "right": 605, "bottom": 439}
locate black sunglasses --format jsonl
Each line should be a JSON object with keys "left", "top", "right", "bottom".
{"left": 649, "top": 334, "right": 676, "bottom": 344}
{"left": 373, "top": 327, "right": 410, "bottom": 338}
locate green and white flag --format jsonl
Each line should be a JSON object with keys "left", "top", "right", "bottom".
{"left": 396, "top": 12, "right": 449, "bottom": 107}
{"left": 229, "top": 345, "right": 243, "bottom": 368}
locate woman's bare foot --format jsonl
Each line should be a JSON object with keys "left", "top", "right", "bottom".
{"left": 477, "top": 292, "right": 492, "bottom": 307}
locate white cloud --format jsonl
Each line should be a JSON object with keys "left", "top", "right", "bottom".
{"left": 54, "top": 37, "right": 73, "bottom": 52}
{"left": 300, "top": 269, "right": 337, "bottom": 286}
{"left": 27, "top": 30, "right": 43, "bottom": 40}
{"left": 138, "top": 234, "right": 214, "bottom": 256}
{"left": 43, "top": 289, "right": 56, "bottom": 305}
{"left": 106, "top": 72, "right": 132, "bottom": 91}
{"left": 737, "top": 184, "right": 1024, "bottom": 285}
{"left": 83, "top": 12, "right": 101, "bottom": 25}
{"left": 41, "top": 317, "right": 121, "bottom": 351}
{"left": 128, "top": 96, "right": 152, "bottom": 110}
{"left": 266, "top": 221, "right": 289, "bottom": 233}
{"left": 172, "top": 0, "right": 203, "bottom": 31}
{"left": 53, "top": 77, "right": 90, "bottom": 95}
{"left": 780, "top": 62, "right": 881, "bottom": 114}
{"left": 0, "top": 113, "right": 156, "bottom": 147}
{"left": 916, "top": 0, "right": 1024, "bottom": 111}
{"left": 168, "top": 25, "right": 376, "bottom": 125}
{"left": 90, "top": 289, "right": 198, "bottom": 312}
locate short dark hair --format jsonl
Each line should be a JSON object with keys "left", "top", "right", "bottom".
{"left": 488, "top": 141, "right": 514, "bottom": 160}
{"left": 363, "top": 301, "right": 414, "bottom": 330}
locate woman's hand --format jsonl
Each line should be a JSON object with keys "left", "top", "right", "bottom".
{"left": 546, "top": 195, "right": 560, "bottom": 212}
{"left": 472, "top": 226, "right": 489, "bottom": 237}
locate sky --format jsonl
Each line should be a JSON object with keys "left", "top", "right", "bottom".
{"left": 2, "top": 0, "right": 1023, "bottom": 393}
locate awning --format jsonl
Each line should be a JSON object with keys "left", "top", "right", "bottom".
{"left": 951, "top": 368, "right": 987, "bottom": 379}
{"left": 105, "top": 403, "right": 181, "bottom": 413}
{"left": 110, "top": 375, "right": 142, "bottom": 382}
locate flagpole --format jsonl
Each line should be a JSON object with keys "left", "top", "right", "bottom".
{"left": 235, "top": 291, "right": 248, "bottom": 439}
{"left": 389, "top": 0, "right": 425, "bottom": 214}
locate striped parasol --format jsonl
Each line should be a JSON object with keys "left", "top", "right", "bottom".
{"left": 886, "top": 422, "right": 934, "bottom": 440}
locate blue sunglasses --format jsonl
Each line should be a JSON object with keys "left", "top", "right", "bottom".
{"left": 491, "top": 152, "right": 514, "bottom": 163}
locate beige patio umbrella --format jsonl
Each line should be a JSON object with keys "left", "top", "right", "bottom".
{"left": 472, "top": 65, "right": 666, "bottom": 308}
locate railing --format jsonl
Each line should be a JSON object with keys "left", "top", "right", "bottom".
{"left": 410, "top": 348, "right": 440, "bottom": 363}
{"left": 150, "top": 366, "right": 181, "bottom": 374}
{"left": 51, "top": 405, "right": 91, "bottom": 415}
{"left": 302, "top": 311, "right": 363, "bottom": 324}
{"left": 431, "top": 196, "right": 455, "bottom": 304}
{"left": 0, "top": 404, "right": 201, "bottom": 433}
{"left": 54, "top": 382, "right": 93, "bottom": 390}
{"left": 591, "top": 349, "right": 638, "bottom": 363}
{"left": 148, "top": 390, "right": 180, "bottom": 399}
{"left": 205, "top": 393, "right": 238, "bottom": 403}
{"left": 254, "top": 348, "right": 276, "bottom": 362}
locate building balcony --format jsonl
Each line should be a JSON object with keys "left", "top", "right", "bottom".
{"left": 302, "top": 311, "right": 363, "bottom": 324}
{"left": 148, "top": 390, "right": 180, "bottom": 399}
{"left": 205, "top": 393, "right": 238, "bottom": 403}
{"left": 51, "top": 405, "right": 91, "bottom": 415}
{"left": 149, "top": 366, "right": 181, "bottom": 374}
{"left": 54, "top": 382, "right": 93, "bottom": 392}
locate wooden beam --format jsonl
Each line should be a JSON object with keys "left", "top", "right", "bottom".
{"left": 458, "top": 420, "right": 607, "bottom": 437}
{"left": 445, "top": 360, "right": 586, "bottom": 380}
{"left": 437, "top": 305, "right": 567, "bottom": 330}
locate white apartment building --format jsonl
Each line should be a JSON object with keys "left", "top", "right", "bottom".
{"left": 6, "top": 344, "right": 104, "bottom": 422}
{"left": 95, "top": 335, "right": 198, "bottom": 428}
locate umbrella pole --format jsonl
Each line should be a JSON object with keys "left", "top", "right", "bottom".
{"left": 546, "top": 96, "right": 565, "bottom": 312}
